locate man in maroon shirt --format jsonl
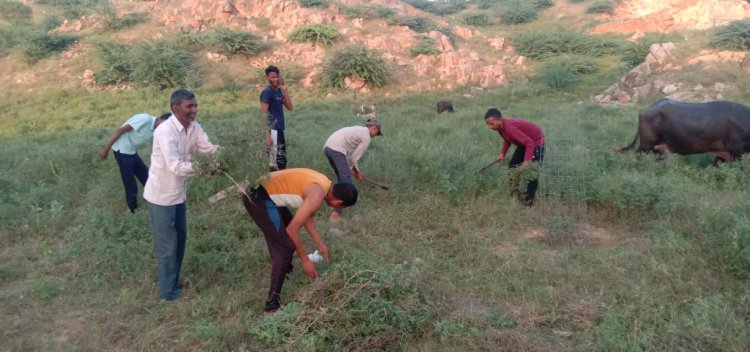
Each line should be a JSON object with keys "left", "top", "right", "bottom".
{"left": 484, "top": 108, "right": 545, "bottom": 206}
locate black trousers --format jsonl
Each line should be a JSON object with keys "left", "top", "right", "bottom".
{"left": 508, "top": 144, "right": 545, "bottom": 204}
{"left": 241, "top": 186, "right": 295, "bottom": 307}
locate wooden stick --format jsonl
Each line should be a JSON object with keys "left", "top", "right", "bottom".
{"left": 208, "top": 179, "right": 250, "bottom": 204}
{"left": 361, "top": 177, "right": 389, "bottom": 190}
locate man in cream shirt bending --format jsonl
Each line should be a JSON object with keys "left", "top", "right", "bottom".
{"left": 144, "top": 89, "right": 218, "bottom": 301}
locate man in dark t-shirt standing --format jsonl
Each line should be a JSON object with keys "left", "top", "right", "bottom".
{"left": 260, "top": 65, "right": 294, "bottom": 171}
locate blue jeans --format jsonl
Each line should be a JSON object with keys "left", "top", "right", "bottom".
{"left": 113, "top": 151, "right": 149, "bottom": 213}
{"left": 147, "top": 201, "right": 187, "bottom": 300}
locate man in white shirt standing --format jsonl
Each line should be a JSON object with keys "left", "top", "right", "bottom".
{"left": 323, "top": 118, "right": 382, "bottom": 221}
{"left": 144, "top": 89, "right": 219, "bottom": 301}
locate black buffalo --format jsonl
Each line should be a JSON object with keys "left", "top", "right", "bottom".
{"left": 616, "top": 98, "right": 750, "bottom": 163}
{"left": 437, "top": 101, "right": 454, "bottom": 114}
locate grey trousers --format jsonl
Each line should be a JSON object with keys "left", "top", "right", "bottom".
{"left": 324, "top": 147, "right": 351, "bottom": 214}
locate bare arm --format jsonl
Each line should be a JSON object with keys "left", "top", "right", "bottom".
{"left": 280, "top": 79, "right": 293, "bottom": 111}
{"left": 99, "top": 124, "right": 133, "bottom": 160}
{"left": 303, "top": 215, "right": 329, "bottom": 261}
{"left": 285, "top": 184, "right": 325, "bottom": 278}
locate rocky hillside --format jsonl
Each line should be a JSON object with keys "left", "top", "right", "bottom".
{"left": 6, "top": 0, "right": 750, "bottom": 97}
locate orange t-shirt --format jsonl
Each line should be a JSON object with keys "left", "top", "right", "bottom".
{"left": 262, "top": 168, "right": 332, "bottom": 208}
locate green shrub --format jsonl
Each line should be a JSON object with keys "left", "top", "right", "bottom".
{"left": 586, "top": 1, "right": 615, "bottom": 14}
{"left": 41, "top": 16, "right": 63, "bottom": 31}
{"left": 512, "top": 28, "right": 623, "bottom": 59}
{"left": 462, "top": 13, "right": 492, "bottom": 27}
{"left": 710, "top": 19, "right": 750, "bottom": 51}
{"left": 95, "top": 40, "right": 194, "bottom": 88}
{"left": 288, "top": 23, "right": 340, "bottom": 47}
{"left": 0, "top": 1, "right": 32, "bottom": 22}
{"left": 532, "top": 0, "right": 555, "bottom": 10}
{"left": 128, "top": 41, "right": 194, "bottom": 89}
{"left": 391, "top": 15, "right": 435, "bottom": 33}
{"left": 320, "top": 44, "right": 390, "bottom": 89}
{"left": 181, "top": 28, "right": 265, "bottom": 56}
{"left": 500, "top": 1, "right": 538, "bottom": 24}
{"left": 339, "top": 4, "right": 394, "bottom": 20}
{"left": 21, "top": 31, "right": 76, "bottom": 63}
{"left": 0, "top": 27, "right": 22, "bottom": 56}
{"left": 410, "top": 37, "right": 441, "bottom": 57}
{"left": 35, "top": 0, "right": 110, "bottom": 18}
{"left": 568, "top": 0, "right": 586, "bottom": 3}
{"left": 298, "top": 0, "right": 326, "bottom": 8}
{"left": 208, "top": 27, "right": 265, "bottom": 56}
{"left": 94, "top": 42, "right": 131, "bottom": 85}
{"left": 403, "top": 0, "right": 467, "bottom": 16}
{"left": 537, "top": 62, "right": 582, "bottom": 88}
{"left": 103, "top": 12, "right": 148, "bottom": 31}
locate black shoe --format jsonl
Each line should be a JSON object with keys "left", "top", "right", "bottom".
{"left": 263, "top": 299, "right": 281, "bottom": 313}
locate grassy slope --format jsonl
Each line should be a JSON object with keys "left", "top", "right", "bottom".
{"left": 2, "top": 1, "right": 750, "bottom": 351}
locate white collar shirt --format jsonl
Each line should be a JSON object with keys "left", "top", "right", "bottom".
{"left": 144, "top": 116, "right": 218, "bottom": 206}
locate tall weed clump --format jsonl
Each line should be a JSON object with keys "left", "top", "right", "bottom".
{"left": 21, "top": 31, "right": 77, "bottom": 63}
{"left": 512, "top": 29, "right": 622, "bottom": 59}
{"left": 537, "top": 56, "right": 597, "bottom": 88}
{"left": 402, "top": 0, "right": 467, "bottom": 16}
{"left": 95, "top": 40, "right": 194, "bottom": 88}
{"left": 338, "top": 4, "right": 394, "bottom": 20}
{"left": 500, "top": 1, "right": 538, "bottom": 24}
{"left": 248, "top": 258, "right": 430, "bottom": 350}
{"left": 410, "top": 37, "right": 441, "bottom": 56}
{"left": 462, "top": 13, "right": 492, "bottom": 27}
{"left": 710, "top": 19, "right": 750, "bottom": 51}
{"left": 320, "top": 44, "right": 390, "bottom": 89}
{"left": 0, "top": 1, "right": 32, "bottom": 22}
{"left": 586, "top": 1, "right": 616, "bottom": 14}
{"left": 390, "top": 15, "right": 435, "bottom": 33}
{"left": 35, "top": 0, "right": 110, "bottom": 18}
{"left": 179, "top": 28, "right": 265, "bottom": 56}
{"left": 298, "top": 0, "right": 326, "bottom": 8}
{"left": 288, "top": 24, "right": 340, "bottom": 47}
{"left": 103, "top": 12, "right": 148, "bottom": 31}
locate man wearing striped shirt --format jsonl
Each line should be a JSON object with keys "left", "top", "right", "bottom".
{"left": 241, "top": 168, "right": 358, "bottom": 313}
{"left": 323, "top": 118, "right": 382, "bottom": 221}
{"left": 484, "top": 108, "right": 545, "bottom": 206}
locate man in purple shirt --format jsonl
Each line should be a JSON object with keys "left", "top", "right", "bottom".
{"left": 484, "top": 108, "right": 545, "bottom": 206}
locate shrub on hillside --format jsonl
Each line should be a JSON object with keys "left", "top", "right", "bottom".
{"left": 21, "top": 31, "right": 77, "bottom": 63}
{"left": 35, "top": 0, "right": 110, "bottom": 18}
{"left": 320, "top": 44, "right": 389, "bottom": 89}
{"left": 410, "top": 37, "right": 441, "bottom": 57}
{"left": 512, "top": 29, "right": 622, "bottom": 59}
{"left": 298, "top": 0, "right": 326, "bottom": 8}
{"left": 41, "top": 16, "right": 63, "bottom": 31}
{"left": 710, "top": 19, "right": 750, "bottom": 51}
{"left": 0, "top": 1, "right": 32, "bottom": 22}
{"left": 537, "top": 62, "right": 582, "bottom": 88}
{"left": 339, "top": 4, "right": 394, "bottom": 20}
{"left": 532, "top": 0, "right": 555, "bottom": 10}
{"left": 103, "top": 12, "right": 148, "bottom": 31}
{"left": 462, "top": 13, "right": 492, "bottom": 27}
{"left": 95, "top": 40, "right": 194, "bottom": 88}
{"left": 0, "top": 27, "right": 22, "bottom": 56}
{"left": 288, "top": 24, "right": 340, "bottom": 47}
{"left": 390, "top": 15, "right": 435, "bottom": 33}
{"left": 181, "top": 28, "right": 265, "bottom": 56}
{"left": 128, "top": 41, "right": 194, "bottom": 89}
{"left": 500, "top": 1, "right": 538, "bottom": 24}
{"left": 586, "top": 1, "right": 616, "bottom": 14}
{"left": 403, "top": 0, "right": 467, "bottom": 16}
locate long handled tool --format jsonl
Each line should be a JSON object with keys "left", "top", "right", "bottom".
{"left": 477, "top": 160, "right": 501, "bottom": 175}
{"left": 208, "top": 179, "right": 250, "bottom": 204}
{"left": 361, "top": 177, "right": 389, "bottom": 190}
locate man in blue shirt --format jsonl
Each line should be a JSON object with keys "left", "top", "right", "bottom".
{"left": 99, "top": 113, "right": 170, "bottom": 213}
{"left": 260, "top": 65, "right": 294, "bottom": 171}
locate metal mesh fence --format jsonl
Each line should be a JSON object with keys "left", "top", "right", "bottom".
{"left": 539, "top": 114, "right": 590, "bottom": 246}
